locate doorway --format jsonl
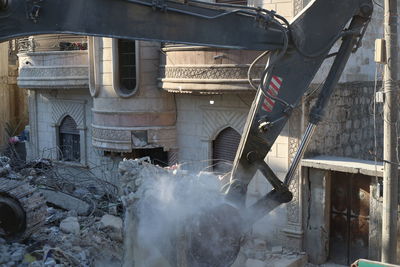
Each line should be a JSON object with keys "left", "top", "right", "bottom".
{"left": 329, "top": 171, "right": 370, "bottom": 265}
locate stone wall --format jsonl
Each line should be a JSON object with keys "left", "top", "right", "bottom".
{"left": 305, "top": 81, "right": 383, "bottom": 161}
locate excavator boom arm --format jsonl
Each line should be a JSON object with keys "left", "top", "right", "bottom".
{"left": 0, "top": 0, "right": 285, "bottom": 50}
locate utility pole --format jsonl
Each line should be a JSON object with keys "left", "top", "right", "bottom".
{"left": 381, "top": 0, "right": 399, "bottom": 263}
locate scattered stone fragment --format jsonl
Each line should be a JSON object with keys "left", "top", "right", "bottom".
{"left": 60, "top": 217, "right": 80, "bottom": 235}
{"left": 100, "top": 214, "right": 123, "bottom": 241}
{"left": 100, "top": 214, "right": 123, "bottom": 232}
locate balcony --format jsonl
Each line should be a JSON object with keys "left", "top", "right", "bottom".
{"left": 17, "top": 35, "right": 89, "bottom": 89}
{"left": 159, "top": 45, "right": 265, "bottom": 94}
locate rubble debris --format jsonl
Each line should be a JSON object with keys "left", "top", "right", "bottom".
{"left": 119, "top": 158, "right": 244, "bottom": 267}
{"left": 0, "top": 155, "right": 309, "bottom": 266}
{"left": 39, "top": 188, "right": 91, "bottom": 215}
{"left": 120, "top": 158, "right": 310, "bottom": 267}
{"left": 0, "top": 156, "right": 124, "bottom": 266}
{"left": 0, "top": 156, "right": 11, "bottom": 177}
{"left": 60, "top": 216, "right": 80, "bottom": 235}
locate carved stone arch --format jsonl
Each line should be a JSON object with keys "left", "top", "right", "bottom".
{"left": 201, "top": 107, "right": 247, "bottom": 141}
{"left": 51, "top": 99, "right": 86, "bottom": 128}
{"left": 198, "top": 107, "right": 247, "bottom": 170}
{"left": 211, "top": 124, "right": 241, "bottom": 141}
{"left": 56, "top": 112, "right": 73, "bottom": 127}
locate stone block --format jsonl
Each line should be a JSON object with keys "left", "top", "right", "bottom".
{"left": 60, "top": 217, "right": 80, "bottom": 235}
{"left": 100, "top": 214, "right": 123, "bottom": 232}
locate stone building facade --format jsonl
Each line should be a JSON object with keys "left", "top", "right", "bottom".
{"left": 15, "top": 0, "right": 392, "bottom": 265}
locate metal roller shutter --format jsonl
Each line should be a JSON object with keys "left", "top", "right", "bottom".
{"left": 212, "top": 127, "right": 241, "bottom": 173}
{"left": 59, "top": 116, "right": 79, "bottom": 135}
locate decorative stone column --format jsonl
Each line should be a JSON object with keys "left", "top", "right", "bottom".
{"left": 283, "top": 106, "right": 304, "bottom": 250}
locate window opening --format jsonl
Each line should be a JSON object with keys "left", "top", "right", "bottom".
{"left": 59, "top": 116, "right": 80, "bottom": 162}
{"left": 118, "top": 39, "right": 137, "bottom": 94}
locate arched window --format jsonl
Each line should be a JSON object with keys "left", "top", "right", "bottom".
{"left": 212, "top": 127, "right": 241, "bottom": 173}
{"left": 112, "top": 39, "right": 138, "bottom": 97}
{"left": 59, "top": 116, "right": 80, "bottom": 162}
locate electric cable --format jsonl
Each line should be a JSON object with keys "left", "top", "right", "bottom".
{"left": 247, "top": 51, "right": 269, "bottom": 90}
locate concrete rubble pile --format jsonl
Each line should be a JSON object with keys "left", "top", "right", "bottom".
{"left": 119, "top": 158, "right": 307, "bottom": 267}
{"left": 0, "top": 155, "right": 307, "bottom": 267}
{"left": 0, "top": 156, "right": 124, "bottom": 267}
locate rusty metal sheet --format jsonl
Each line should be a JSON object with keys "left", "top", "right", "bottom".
{"left": 330, "top": 172, "right": 370, "bottom": 265}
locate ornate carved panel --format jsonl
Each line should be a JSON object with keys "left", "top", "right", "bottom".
{"left": 201, "top": 107, "right": 247, "bottom": 140}
{"left": 92, "top": 127, "right": 131, "bottom": 142}
{"left": 19, "top": 66, "right": 87, "bottom": 78}
{"left": 284, "top": 106, "right": 304, "bottom": 250}
{"left": 161, "top": 65, "right": 263, "bottom": 80}
{"left": 51, "top": 99, "right": 86, "bottom": 127}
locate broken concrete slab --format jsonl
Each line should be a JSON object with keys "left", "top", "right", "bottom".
{"left": 39, "top": 188, "right": 90, "bottom": 215}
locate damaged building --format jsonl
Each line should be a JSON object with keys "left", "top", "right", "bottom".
{"left": 4, "top": 0, "right": 396, "bottom": 266}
